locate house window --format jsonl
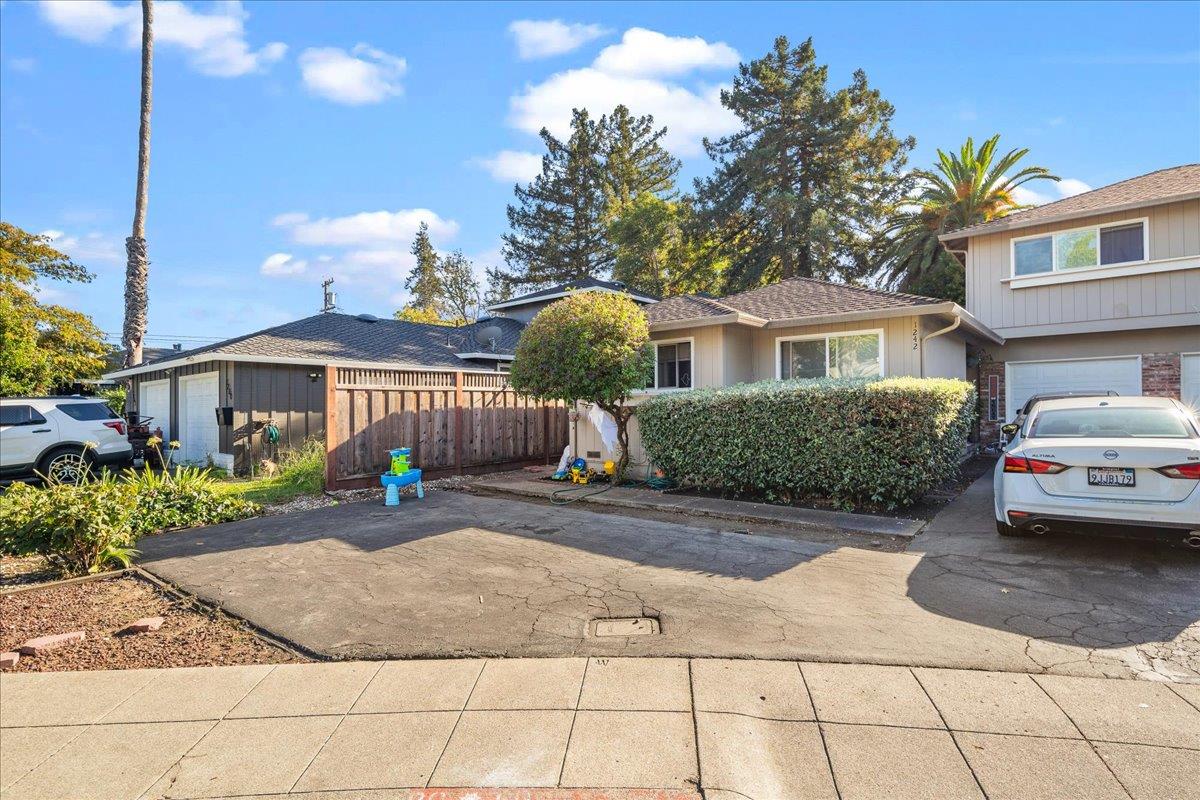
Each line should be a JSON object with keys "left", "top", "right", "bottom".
{"left": 1012, "top": 219, "right": 1146, "bottom": 277}
{"left": 648, "top": 341, "right": 692, "bottom": 389}
{"left": 778, "top": 331, "right": 883, "bottom": 380}
{"left": 987, "top": 375, "right": 1000, "bottom": 422}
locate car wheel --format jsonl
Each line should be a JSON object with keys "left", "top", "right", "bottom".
{"left": 38, "top": 446, "right": 93, "bottom": 485}
{"left": 996, "top": 520, "right": 1024, "bottom": 537}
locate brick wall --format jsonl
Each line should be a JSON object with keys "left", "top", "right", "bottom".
{"left": 977, "top": 359, "right": 1006, "bottom": 443}
{"left": 1142, "top": 353, "right": 1182, "bottom": 399}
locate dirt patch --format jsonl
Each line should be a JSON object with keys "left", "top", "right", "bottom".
{"left": 259, "top": 473, "right": 482, "bottom": 516}
{"left": 0, "top": 555, "right": 60, "bottom": 589}
{"left": 1, "top": 575, "right": 301, "bottom": 672}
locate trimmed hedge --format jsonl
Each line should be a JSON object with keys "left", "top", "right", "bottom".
{"left": 637, "top": 377, "right": 976, "bottom": 509}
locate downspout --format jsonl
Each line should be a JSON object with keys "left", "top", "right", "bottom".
{"left": 920, "top": 316, "right": 962, "bottom": 377}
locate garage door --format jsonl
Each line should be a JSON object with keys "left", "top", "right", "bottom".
{"left": 178, "top": 372, "right": 220, "bottom": 465}
{"left": 1183, "top": 354, "right": 1200, "bottom": 413}
{"left": 1006, "top": 357, "right": 1141, "bottom": 421}
{"left": 138, "top": 379, "right": 170, "bottom": 436}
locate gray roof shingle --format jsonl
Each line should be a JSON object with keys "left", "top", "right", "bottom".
{"left": 647, "top": 278, "right": 942, "bottom": 326}
{"left": 944, "top": 164, "right": 1200, "bottom": 240}
{"left": 129, "top": 313, "right": 524, "bottom": 371}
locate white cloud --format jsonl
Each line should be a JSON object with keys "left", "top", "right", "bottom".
{"left": 508, "top": 19, "right": 608, "bottom": 60}
{"left": 299, "top": 43, "right": 406, "bottom": 105}
{"left": 39, "top": 1, "right": 286, "bottom": 77}
{"left": 1011, "top": 177, "right": 1093, "bottom": 207}
{"left": 592, "top": 28, "right": 738, "bottom": 78}
{"left": 41, "top": 229, "right": 123, "bottom": 265}
{"left": 259, "top": 252, "right": 307, "bottom": 276}
{"left": 508, "top": 27, "right": 741, "bottom": 157}
{"left": 273, "top": 208, "right": 458, "bottom": 247}
{"left": 470, "top": 150, "right": 543, "bottom": 183}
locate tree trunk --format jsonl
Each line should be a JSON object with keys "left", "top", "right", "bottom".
{"left": 599, "top": 402, "right": 633, "bottom": 484}
{"left": 122, "top": 0, "right": 153, "bottom": 368}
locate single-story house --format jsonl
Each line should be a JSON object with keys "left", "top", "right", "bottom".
{"left": 486, "top": 277, "right": 1002, "bottom": 475}
{"left": 103, "top": 312, "right": 522, "bottom": 471}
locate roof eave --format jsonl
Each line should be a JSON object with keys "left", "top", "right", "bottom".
{"left": 103, "top": 351, "right": 509, "bottom": 380}
{"left": 938, "top": 189, "right": 1200, "bottom": 243}
{"left": 648, "top": 310, "right": 767, "bottom": 332}
{"left": 455, "top": 352, "right": 515, "bottom": 361}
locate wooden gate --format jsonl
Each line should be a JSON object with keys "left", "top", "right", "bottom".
{"left": 324, "top": 366, "right": 568, "bottom": 489}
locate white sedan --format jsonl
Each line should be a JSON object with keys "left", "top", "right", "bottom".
{"left": 995, "top": 396, "right": 1200, "bottom": 548}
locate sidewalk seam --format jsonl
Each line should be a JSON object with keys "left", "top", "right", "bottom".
{"left": 288, "top": 660, "right": 387, "bottom": 794}
{"left": 796, "top": 662, "right": 843, "bottom": 800}
{"left": 556, "top": 656, "right": 591, "bottom": 786}
{"left": 1029, "top": 675, "right": 1135, "bottom": 800}
{"left": 425, "top": 658, "right": 488, "bottom": 788}
{"left": 909, "top": 667, "right": 990, "bottom": 800}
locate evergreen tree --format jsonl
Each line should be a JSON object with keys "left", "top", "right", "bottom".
{"left": 403, "top": 221, "right": 443, "bottom": 314}
{"left": 609, "top": 194, "right": 725, "bottom": 297}
{"left": 598, "top": 105, "right": 680, "bottom": 220}
{"left": 694, "top": 36, "right": 914, "bottom": 290}
{"left": 438, "top": 250, "right": 482, "bottom": 324}
{"left": 498, "top": 109, "right": 609, "bottom": 292}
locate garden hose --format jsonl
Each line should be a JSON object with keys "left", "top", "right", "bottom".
{"left": 263, "top": 422, "right": 281, "bottom": 444}
{"left": 549, "top": 464, "right": 674, "bottom": 505}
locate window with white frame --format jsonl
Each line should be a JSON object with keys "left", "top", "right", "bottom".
{"left": 647, "top": 340, "right": 692, "bottom": 389}
{"left": 778, "top": 331, "right": 883, "bottom": 380}
{"left": 1012, "top": 218, "right": 1146, "bottom": 277}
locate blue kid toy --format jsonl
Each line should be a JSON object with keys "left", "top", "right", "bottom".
{"left": 381, "top": 447, "right": 423, "bottom": 505}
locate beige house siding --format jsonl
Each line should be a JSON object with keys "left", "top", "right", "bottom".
{"left": 965, "top": 199, "right": 1200, "bottom": 337}
{"left": 921, "top": 317, "right": 966, "bottom": 379}
{"left": 750, "top": 315, "right": 923, "bottom": 380}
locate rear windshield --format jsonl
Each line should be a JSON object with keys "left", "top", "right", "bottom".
{"left": 1030, "top": 407, "right": 1194, "bottom": 439}
{"left": 55, "top": 402, "right": 119, "bottom": 421}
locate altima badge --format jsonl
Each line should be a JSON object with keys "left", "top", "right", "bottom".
{"left": 1103, "top": 450, "right": 1119, "bottom": 460}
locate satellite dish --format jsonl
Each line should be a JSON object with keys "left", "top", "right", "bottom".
{"left": 476, "top": 325, "right": 503, "bottom": 349}
{"left": 355, "top": 313, "right": 380, "bottom": 323}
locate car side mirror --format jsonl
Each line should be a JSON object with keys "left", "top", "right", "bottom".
{"left": 1001, "top": 423, "right": 1019, "bottom": 436}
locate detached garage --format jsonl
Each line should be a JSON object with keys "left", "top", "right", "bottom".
{"left": 1006, "top": 356, "right": 1142, "bottom": 418}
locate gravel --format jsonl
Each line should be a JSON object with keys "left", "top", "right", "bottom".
{"left": 0, "top": 575, "right": 301, "bottom": 672}
{"left": 260, "top": 472, "right": 487, "bottom": 516}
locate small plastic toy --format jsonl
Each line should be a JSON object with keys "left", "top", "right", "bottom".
{"left": 381, "top": 447, "right": 423, "bottom": 505}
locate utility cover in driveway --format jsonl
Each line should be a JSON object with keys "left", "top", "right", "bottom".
{"left": 592, "top": 617, "right": 660, "bottom": 637}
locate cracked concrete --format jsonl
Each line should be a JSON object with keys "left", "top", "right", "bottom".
{"left": 137, "top": 469, "right": 1199, "bottom": 681}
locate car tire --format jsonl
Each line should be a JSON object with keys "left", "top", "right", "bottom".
{"left": 996, "top": 520, "right": 1024, "bottom": 537}
{"left": 37, "top": 446, "right": 93, "bottom": 485}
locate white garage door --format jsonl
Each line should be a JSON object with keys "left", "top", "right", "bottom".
{"left": 178, "top": 372, "right": 220, "bottom": 465}
{"left": 1006, "top": 357, "right": 1141, "bottom": 421}
{"left": 138, "top": 379, "right": 170, "bottom": 435}
{"left": 1183, "top": 353, "right": 1200, "bottom": 413}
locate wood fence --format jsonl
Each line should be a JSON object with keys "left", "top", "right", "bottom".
{"left": 324, "top": 366, "right": 569, "bottom": 489}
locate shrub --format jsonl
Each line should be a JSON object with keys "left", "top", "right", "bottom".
{"left": 0, "top": 475, "right": 139, "bottom": 574}
{"left": 637, "top": 376, "right": 977, "bottom": 509}
{"left": 128, "top": 466, "right": 259, "bottom": 536}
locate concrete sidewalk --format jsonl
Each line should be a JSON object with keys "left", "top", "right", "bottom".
{"left": 3, "top": 659, "right": 1198, "bottom": 800}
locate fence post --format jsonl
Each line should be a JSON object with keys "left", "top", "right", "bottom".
{"left": 324, "top": 364, "right": 338, "bottom": 489}
{"left": 454, "top": 371, "right": 464, "bottom": 474}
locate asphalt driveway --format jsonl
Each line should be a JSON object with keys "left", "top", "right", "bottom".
{"left": 138, "top": 470, "right": 1200, "bottom": 681}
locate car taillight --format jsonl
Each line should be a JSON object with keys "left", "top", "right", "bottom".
{"left": 1003, "top": 456, "right": 1068, "bottom": 474}
{"left": 103, "top": 420, "right": 126, "bottom": 436}
{"left": 1155, "top": 462, "right": 1200, "bottom": 479}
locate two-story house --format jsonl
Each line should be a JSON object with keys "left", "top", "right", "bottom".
{"left": 940, "top": 164, "right": 1200, "bottom": 441}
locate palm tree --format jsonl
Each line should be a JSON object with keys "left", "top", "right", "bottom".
{"left": 876, "top": 135, "right": 1058, "bottom": 301}
{"left": 122, "top": 0, "right": 153, "bottom": 367}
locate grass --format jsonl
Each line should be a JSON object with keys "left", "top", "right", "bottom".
{"left": 214, "top": 437, "right": 326, "bottom": 507}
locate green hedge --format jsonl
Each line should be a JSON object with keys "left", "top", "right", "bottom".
{"left": 637, "top": 377, "right": 976, "bottom": 509}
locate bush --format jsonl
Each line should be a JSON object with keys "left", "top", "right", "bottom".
{"left": 0, "top": 475, "right": 139, "bottom": 574}
{"left": 637, "top": 376, "right": 976, "bottom": 509}
{"left": 128, "top": 466, "right": 259, "bottom": 536}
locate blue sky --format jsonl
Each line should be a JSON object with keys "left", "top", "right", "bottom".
{"left": 2, "top": 0, "right": 1198, "bottom": 347}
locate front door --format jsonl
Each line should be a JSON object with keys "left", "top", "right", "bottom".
{"left": 178, "top": 372, "right": 220, "bottom": 465}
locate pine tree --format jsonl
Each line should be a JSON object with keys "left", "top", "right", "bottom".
{"left": 498, "top": 109, "right": 609, "bottom": 292}
{"left": 598, "top": 105, "right": 680, "bottom": 220}
{"left": 694, "top": 36, "right": 914, "bottom": 290}
{"left": 403, "top": 221, "right": 442, "bottom": 314}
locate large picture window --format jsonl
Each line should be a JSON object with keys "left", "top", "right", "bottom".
{"left": 647, "top": 340, "right": 692, "bottom": 390}
{"left": 1011, "top": 218, "right": 1147, "bottom": 277}
{"left": 778, "top": 331, "right": 883, "bottom": 380}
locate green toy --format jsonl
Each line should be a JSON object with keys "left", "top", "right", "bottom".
{"left": 389, "top": 447, "right": 411, "bottom": 474}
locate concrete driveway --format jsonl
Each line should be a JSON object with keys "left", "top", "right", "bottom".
{"left": 138, "top": 470, "right": 1200, "bottom": 681}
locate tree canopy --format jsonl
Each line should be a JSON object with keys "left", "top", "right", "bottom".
{"left": 395, "top": 224, "right": 482, "bottom": 326}
{"left": 693, "top": 36, "right": 914, "bottom": 291}
{"left": 1, "top": 222, "right": 110, "bottom": 395}
{"left": 508, "top": 291, "right": 651, "bottom": 480}
{"left": 875, "top": 135, "right": 1059, "bottom": 302}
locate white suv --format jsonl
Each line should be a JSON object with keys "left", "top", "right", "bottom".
{"left": 0, "top": 397, "right": 133, "bottom": 484}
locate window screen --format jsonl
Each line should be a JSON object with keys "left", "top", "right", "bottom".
{"left": 654, "top": 342, "right": 692, "bottom": 389}
{"left": 1100, "top": 223, "right": 1144, "bottom": 265}
{"left": 1014, "top": 236, "right": 1053, "bottom": 276}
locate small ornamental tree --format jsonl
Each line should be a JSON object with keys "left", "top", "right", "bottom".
{"left": 509, "top": 292, "right": 651, "bottom": 482}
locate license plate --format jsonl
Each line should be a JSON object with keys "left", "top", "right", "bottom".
{"left": 1088, "top": 467, "right": 1135, "bottom": 487}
